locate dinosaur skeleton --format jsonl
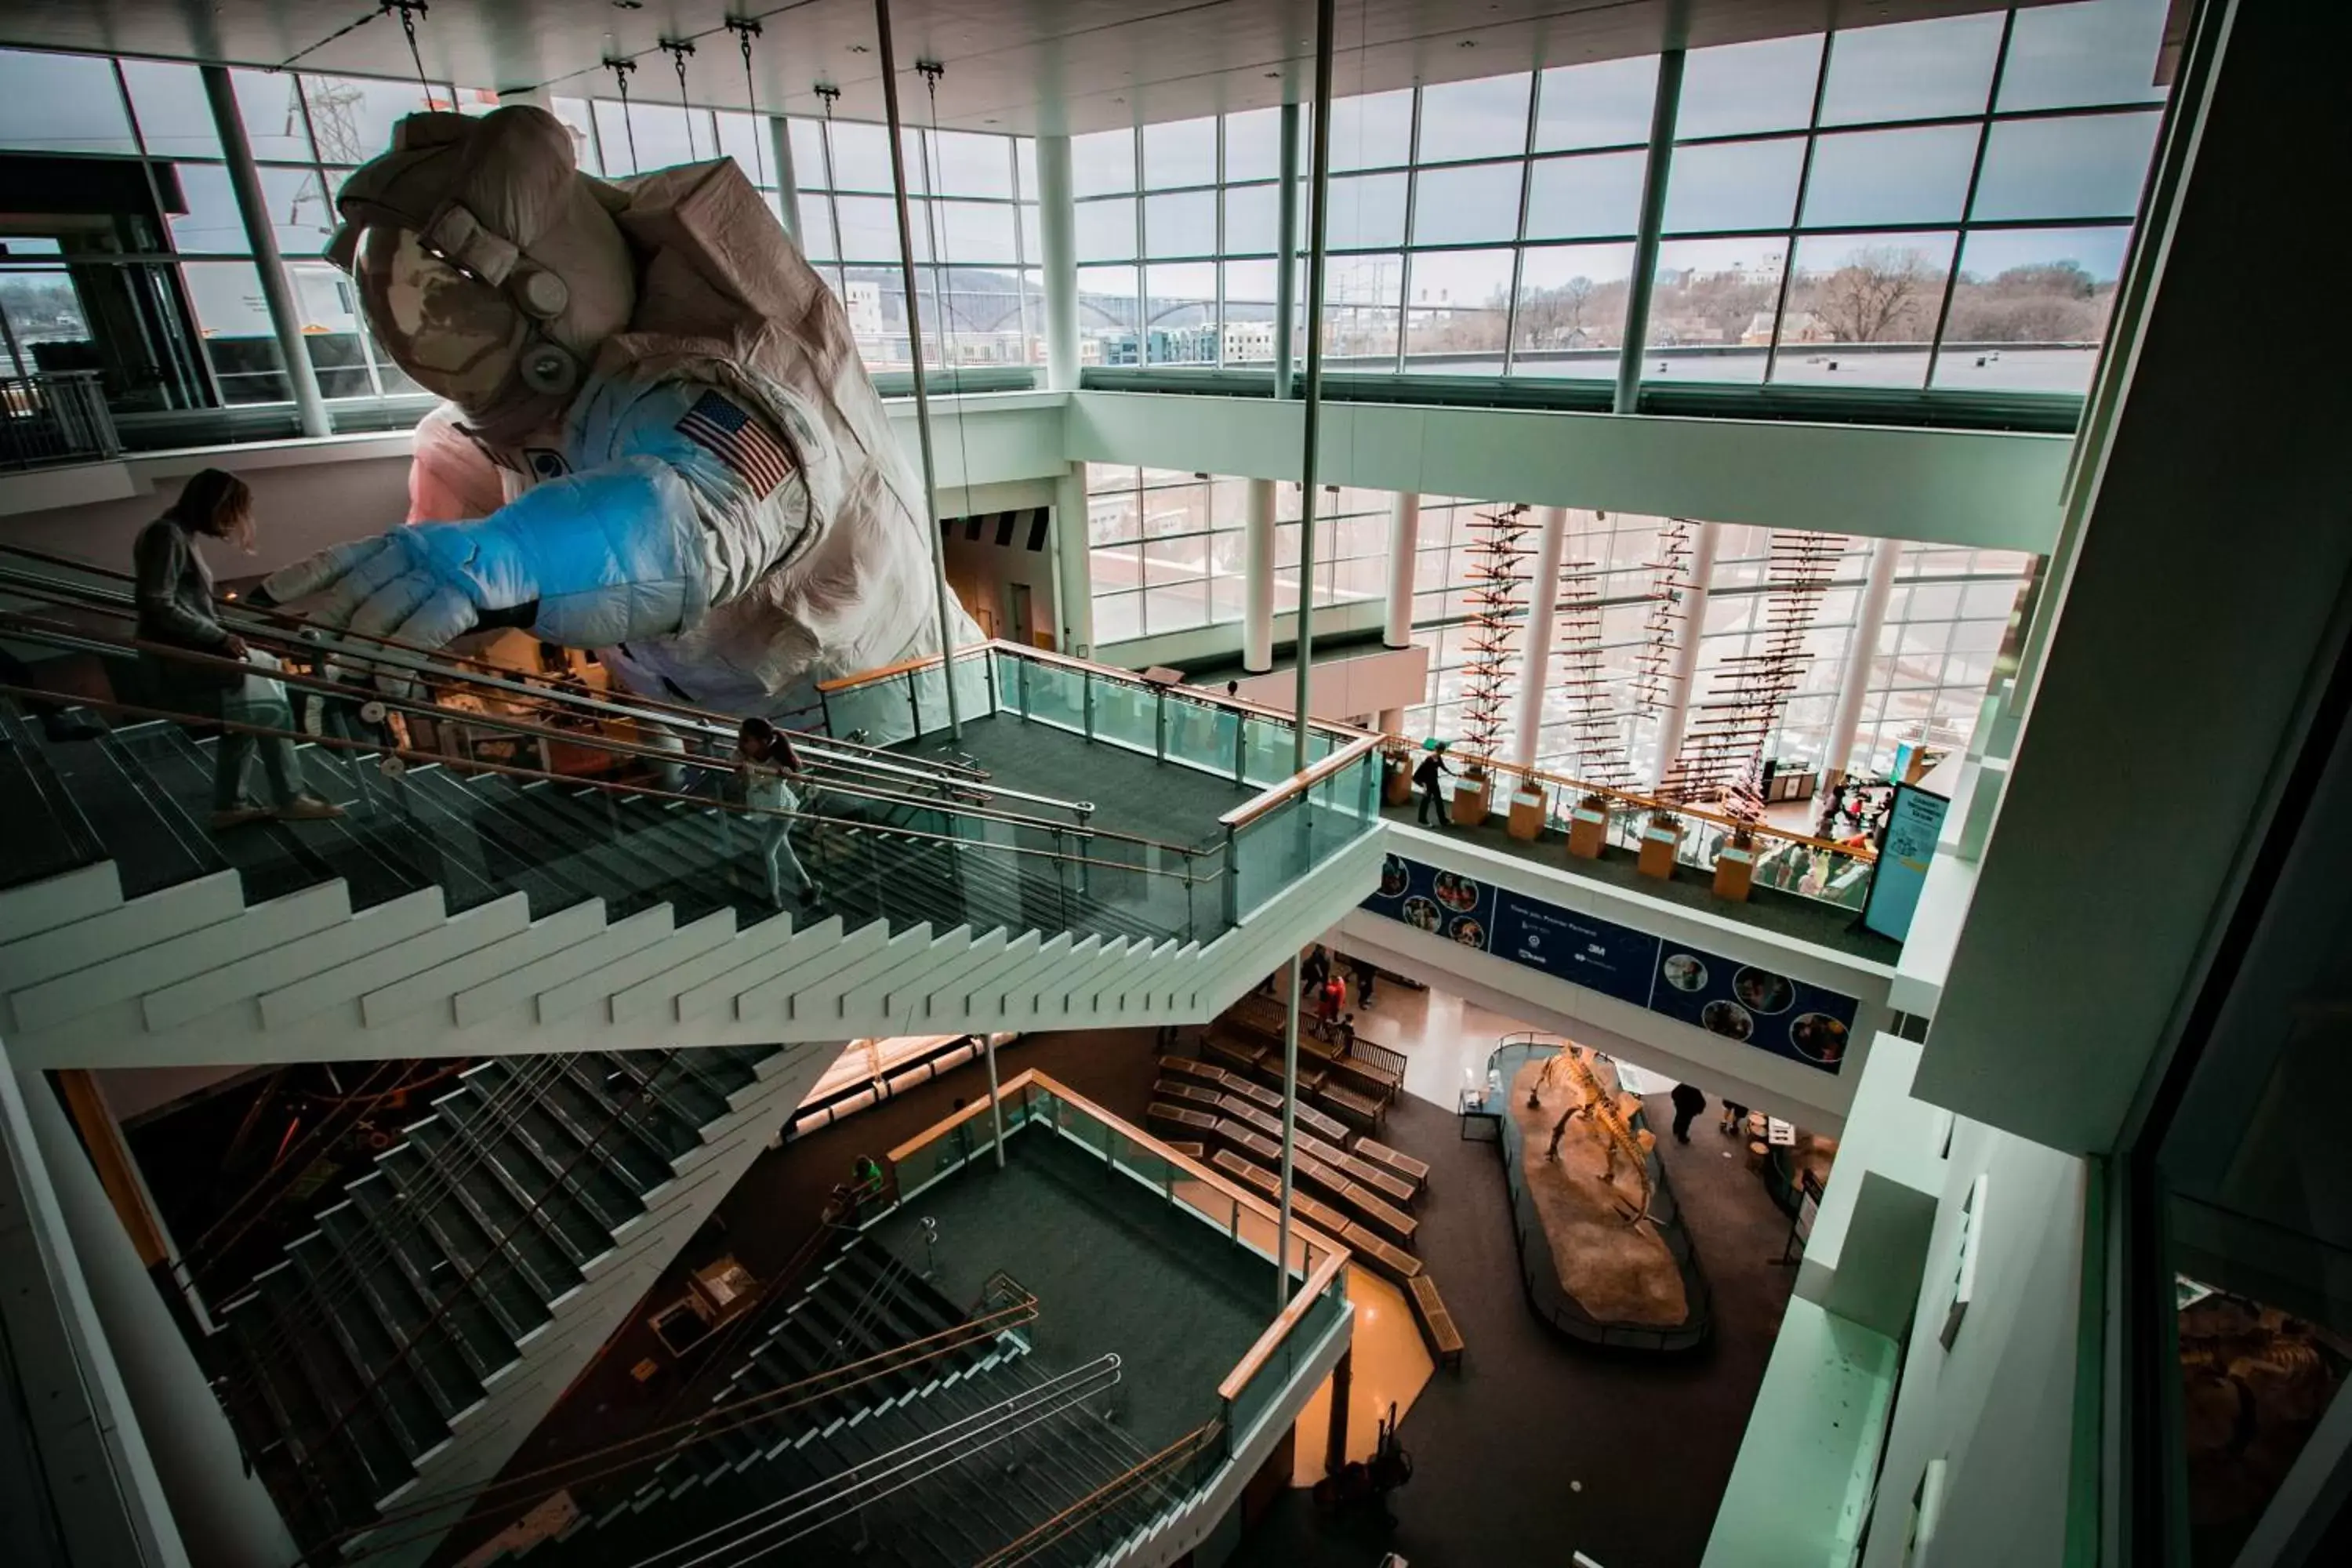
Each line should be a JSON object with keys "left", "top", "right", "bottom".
{"left": 1533, "top": 1047, "right": 1656, "bottom": 1226}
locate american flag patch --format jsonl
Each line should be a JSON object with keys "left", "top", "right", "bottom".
{"left": 677, "top": 390, "right": 792, "bottom": 495}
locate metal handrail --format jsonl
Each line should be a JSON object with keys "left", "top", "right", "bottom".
{"left": 971, "top": 1417, "right": 1225, "bottom": 1568}
{"left": 0, "top": 678, "right": 1221, "bottom": 896}
{"left": 0, "top": 553, "right": 1016, "bottom": 804}
{"left": 0, "top": 615, "right": 1224, "bottom": 868}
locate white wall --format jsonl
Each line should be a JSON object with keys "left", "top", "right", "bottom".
{"left": 1221, "top": 644, "right": 1428, "bottom": 724}
{"left": 1860, "top": 1120, "right": 2091, "bottom": 1568}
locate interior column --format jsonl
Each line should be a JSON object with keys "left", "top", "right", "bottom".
{"left": 1036, "top": 134, "right": 1080, "bottom": 394}
{"left": 1512, "top": 505, "right": 1570, "bottom": 770}
{"left": 1244, "top": 478, "right": 1277, "bottom": 673}
{"left": 201, "top": 64, "right": 328, "bottom": 440}
{"left": 1051, "top": 463, "right": 1093, "bottom": 658}
{"left": 1648, "top": 520, "right": 1721, "bottom": 789}
{"left": 1822, "top": 536, "right": 1902, "bottom": 789}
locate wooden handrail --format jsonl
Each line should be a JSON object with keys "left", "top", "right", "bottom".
{"left": 1219, "top": 732, "right": 1385, "bottom": 830}
{"left": 1217, "top": 1243, "right": 1349, "bottom": 1403}
{"left": 1392, "top": 736, "right": 1878, "bottom": 862}
{"left": 812, "top": 640, "right": 994, "bottom": 694}
{"left": 886, "top": 1068, "right": 1040, "bottom": 1163}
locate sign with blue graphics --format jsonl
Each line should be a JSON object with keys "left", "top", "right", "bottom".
{"left": 1362, "top": 851, "right": 1860, "bottom": 1075}
{"left": 1860, "top": 782, "right": 1951, "bottom": 945}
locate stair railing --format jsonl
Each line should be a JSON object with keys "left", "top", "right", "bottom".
{"left": 971, "top": 1417, "right": 1228, "bottom": 1568}
{"left": 619, "top": 1353, "right": 1126, "bottom": 1568}
{"left": 319, "top": 1282, "right": 1044, "bottom": 1564}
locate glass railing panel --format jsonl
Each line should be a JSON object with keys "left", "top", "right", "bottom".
{"left": 1164, "top": 692, "right": 1243, "bottom": 784}
{"left": 1021, "top": 655, "right": 1087, "bottom": 734}
{"left": 1231, "top": 793, "right": 1311, "bottom": 919}
{"left": 824, "top": 673, "right": 920, "bottom": 746}
{"left": 1091, "top": 673, "right": 1159, "bottom": 757}
{"left": 1110, "top": 1124, "right": 1176, "bottom": 1193}
{"left": 1222, "top": 1265, "right": 1347, "bottom": 1443}
{"left": 1240, "top": 716, "right": 1296, "bottom": 790}
{"left": 949, "top": 648, "right": 997, "bottom": 725}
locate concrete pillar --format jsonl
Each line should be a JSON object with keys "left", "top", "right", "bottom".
{"left": 1052, "top": 463, "right": 1094, "bottom": 657}
{"left": 1823, "top": 536, "right": 1902, "bottom": 787}
{"left": 1649, "top": 520, "right": 1721, "bottom": 790}
{"left": 1383, "top": 492, "right": 1421, "bottom": 649}
{"left": 1512, "top": 506, "right": 1570, "bottom": 770}
{"left": 1036, "top": 135, "right": 1080, "bottom": 393}
{"left": 1244, "top": 478, "right": 1278, "bottom": 673}
{"left": 20, "top": 1066, "right": 296, "bottom": 1568}
{"left": 1323, "top": 1348, "right": 1352, "bottom": 1476}
{"left": 202, "top": 65, "right": 328, "bottom": 440}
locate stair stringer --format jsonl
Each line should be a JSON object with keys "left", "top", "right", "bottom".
{"left": 333, "top": 1040, "right": 837, "bottom": 1568}
{"left": 0, "top": 833, "right": 1387, "bottom": 1069}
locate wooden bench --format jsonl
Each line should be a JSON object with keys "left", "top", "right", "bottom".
{"left": 1215, "top": 1094, "right": 1287, "bottom": 1144}
{"left": 1342, "top": 1221, "right": 1424, "bottom": 1286}
{"left": 1353, "top": 1137, "right": 1430, "bottom": 1194}
{"left": 1187, "top": 1054, "right": 1356, "bottom": 1144}
{"left": 1203, "top": 1034, "right": 1267, "bottom": 1077}
{"left": 1312, "top": 1078, "right": 1385, "bottom": 1132}
{"left": 1408, "top": 1274, "right": 1464, "bottom": 1370}
{"left": 1298, "top": 1131, "right": 1418, "bottom": 1210}
{"left": 1147, "top": 1102, "right": 1221, "bottom": 1142}
{"left": 1153, "top": 1079, "right": 1228, "bottom": 1114}
{"left": 1163, "top": 1140, "right": 1207, "bottom": 1163}
{"left": 1209, "top": 1149, "right": 1351, "bottom": 1239}
{"left": 1290, "top": 1152, "right": 1417, "bottom": 1249}
{"left": 1158, "top": 1054, "right": 1226, "bottom": 1091}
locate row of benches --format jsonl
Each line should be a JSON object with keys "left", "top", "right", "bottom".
{"left": 1156, "top": 1120, "right": 1462, "bottom": 1372}
{"left": 1229, "top": 993, "right": 1410, "bottom": 1110}
{"left": 1156, "top": 1054, "right": 1431, "bottom": 1196}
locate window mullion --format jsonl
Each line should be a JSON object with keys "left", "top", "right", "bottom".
{"left": 1503, "top": 60, "right": 1545, "bottom": 376}
{"left": 1762, "top": 34, "right": 1835, "bottom": 386}
{"left": 1926, "top": 9, "right": 2016, "bottom": 390}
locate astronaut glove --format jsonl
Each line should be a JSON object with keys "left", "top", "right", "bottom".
{"left": 263, "top": 458, "right": 711, "bottom": 679}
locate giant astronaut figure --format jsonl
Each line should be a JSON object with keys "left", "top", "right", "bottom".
{"left": 264, "top": 105, "right": 978, "bottom": 714}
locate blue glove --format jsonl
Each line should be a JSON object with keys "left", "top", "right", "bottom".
{"left": 264, "top": 458, "right": 710, "bottom": 652}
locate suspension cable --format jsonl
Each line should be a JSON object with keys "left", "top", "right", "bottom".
{"left": 918, "top": 60, "right": 986, "bottom": 533}
{"left": 726, "top": 16, "right": 768, "bottom": 187}
{"left": 660, "top": 38, "right": 699, "bottom": 159}
{"left": 385, "top": 1, "right": 433, "bottom": 100}
{"left": 606, "top": 56, "right": 641, "bottom": 170}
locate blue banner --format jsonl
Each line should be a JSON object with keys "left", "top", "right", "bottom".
{"left": 1363, "top": 851, "right": 1858, "bottom": 1076}
{"left": 1643, "top": 940, "right": 1860, "bottom": 1075}
{"left": 1861, "top": 782, "right": 1951, "bottom": 944}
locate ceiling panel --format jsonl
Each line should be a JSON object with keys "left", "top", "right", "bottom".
{"left": 0, "top": 0, "right": 2096, "bottom": 136}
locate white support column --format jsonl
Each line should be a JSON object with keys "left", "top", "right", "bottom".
{"left": 983, "top": 1033, "right": 1004, "bottom": 1168}
{"left": 1649, "top": 520, "right": 1722, "bottom": 789}
{"left": 202, "top": 64, "right": 328, "bottom": 441}
{"left": 19, "top": 1065, "right": 294, "bottom": 1568}
{"left": 1823, "top": 536, "right": 1902, "bottom": 787}
{"left": 1244, "top": 478, "right": 1277, "bottom": 673}
{"left": 1383, "top": 492, "right": 1421, "bottom": 649}
{"left": 1512, "top": 505, "right": 1570, "bottom": 771}
{"left": 1036, "top": 135, "right": 1080, "bottom": 393}
{"left": 1052, "top": 463, "right": 1093, "bottom": 658}
{"left": 768, "top": 116, "right": 806, "bottom": 241}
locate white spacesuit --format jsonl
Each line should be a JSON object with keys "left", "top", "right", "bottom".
{"left": 264, "top": 105, "right": 978, "bottom": 715}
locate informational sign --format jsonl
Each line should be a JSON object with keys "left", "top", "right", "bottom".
{"left": 1362, "top": 852, "right": 1863, "bottom": 1076}
{"left": 1861, "top": 782, "right": 1951, "bottom": 944}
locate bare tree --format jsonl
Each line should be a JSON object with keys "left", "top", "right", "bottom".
{"left": 1813, "top": 245, "right": 1935, "bottom": 344}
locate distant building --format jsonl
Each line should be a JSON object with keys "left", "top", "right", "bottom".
{"left": 843, "top": 280, "right": 884, "bottom": 337}
{"left": 1221, "top": 321, "right": 1275, "bottom": 363}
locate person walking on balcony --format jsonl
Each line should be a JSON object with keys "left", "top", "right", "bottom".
{"left": 736, "top": 715, "right": 818, "bottom": 907}
{"left": 1669, "top": 1081, "right": 1708, "bottom": 1144}
{"left": 1414, "top": 741, "right": 1453, "bottom": 828}
{"left": 134, "top": 468, "right": 343, "bottom": 831}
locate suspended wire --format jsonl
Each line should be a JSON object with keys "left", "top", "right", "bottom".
{"left": 661, "top": 38, "right": 699, "bottom": 159}
{"left": 728, "top": 16, "right": 768, "bottom": 187}
{"left": 607, "top": 56, "right": 641, "bottom": 171}
{"left": 918, "top": 60, "right": 984, "bottom": 515}
{"left": 388, "top": 0, "right": 432, "bottom": 100}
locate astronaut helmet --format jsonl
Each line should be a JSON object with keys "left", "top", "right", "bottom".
{"left": 326, "top": 106, "right": 637, "bottom": 441}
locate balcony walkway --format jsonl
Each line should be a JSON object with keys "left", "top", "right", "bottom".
{"left": 903, "top": 713, "right": 1259, "bottom": 848}
{"left": 1377, "top": 800, "right": 1901, "bottom": 963}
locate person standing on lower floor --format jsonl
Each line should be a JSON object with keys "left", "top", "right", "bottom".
{"left": 1669, "top": 1081, "right": 1709, "bottom": 1144}
{"left": 1721, "top": 1099, "right": 1749, "bottom": 1135}
{"left": 134, "top": 468, "right": 343, "bottom": 831}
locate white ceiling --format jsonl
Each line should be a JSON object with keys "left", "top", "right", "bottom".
{"left": 0, "top": 0, "right": 2116, "bottom": 136}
